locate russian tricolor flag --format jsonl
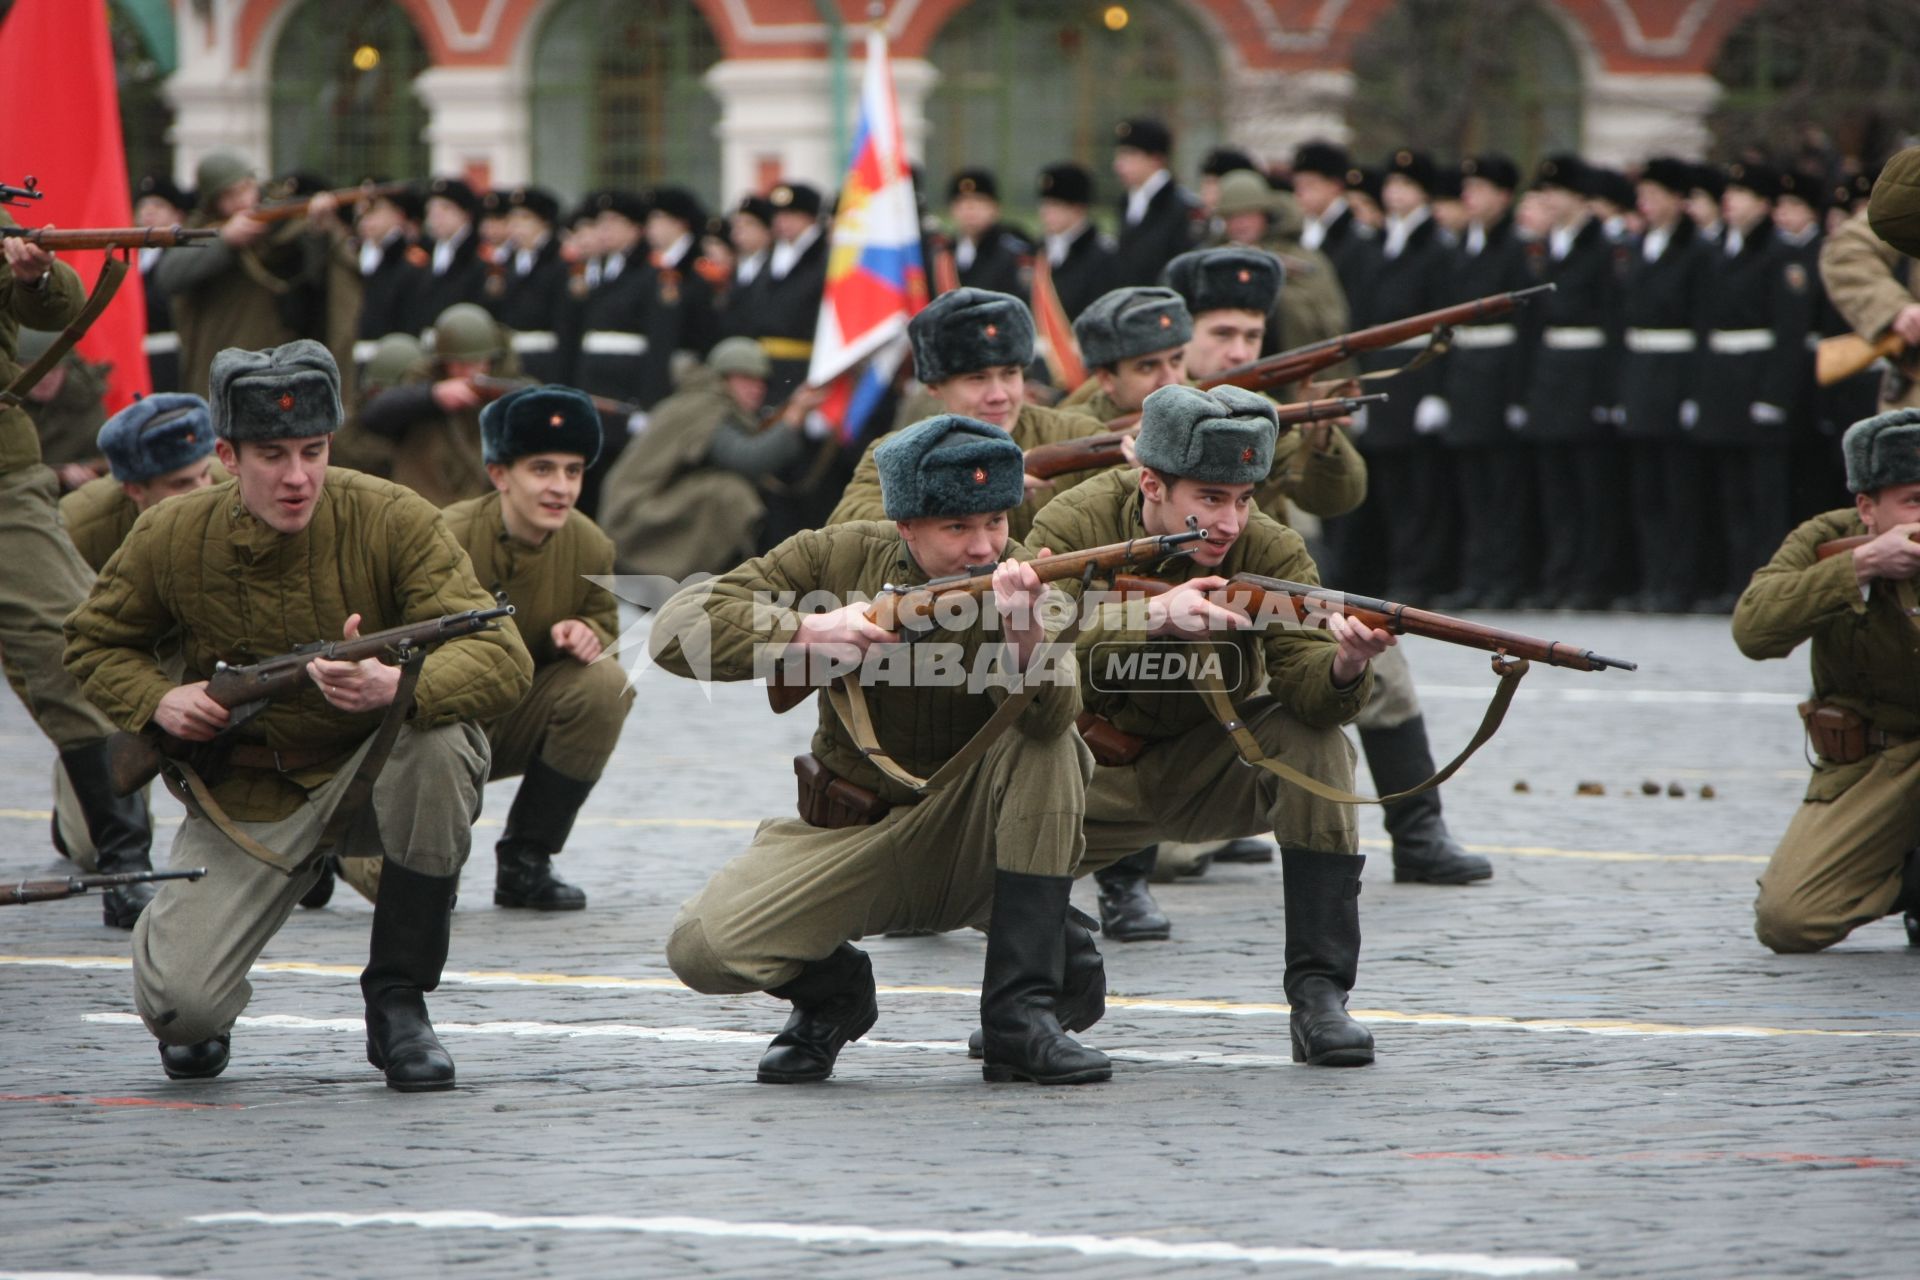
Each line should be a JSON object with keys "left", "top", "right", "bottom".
{"left": 807, "top": 27, "right": 928, "bottom": 444}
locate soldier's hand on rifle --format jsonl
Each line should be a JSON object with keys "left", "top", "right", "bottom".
{"left": 552, "top": 619, "right": 604, "bottom": 664}
{"left": 3, "top": 232, "right": 53, "bottom": 283}
{"left": 1893, "top": 305, "right": 1920, "bottom": 347}
{"left": 1326, "top": 611, "right": 1395, "bottom": 687}
{"left": 433, "top": 378, "right": 483, "bottom": 412}
{"left": 220, "top": 211, "right": 268, "bottom": 248}
{"left": 1851, "top": 522, "right": 1920, "bottom": 586}
{"left": 306, "top": 613, "right": 401, "bottom": 712}
{"left": 794, "top": 601, "right": 897, "bottom": 665}
{"left": 153, "top": 682, "right": 231, "bottom": 742}
{"left": 1022, "top": 472, "right": 1054, "bottom": 499}
{"left": 306, "top": 191, "right": 341, "bottom": 231}
{"left": 1119, "top": 433, "right": 1142, "bottom": 468}
{"left": 991, "top": 554, "right": 1051, "bottom": 661}
{"left": 1145, "top": 576, "right": 1251, "bottom": 638}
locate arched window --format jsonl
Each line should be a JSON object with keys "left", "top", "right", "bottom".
{"left": 269, "top": 0, "right": 430, "bottom": 184}
{"left": 1347, "top": 0, "right": 1582, "bottom": 169}
{"left": 924, "top": 0, "right": 1226, "bottom": 217}
{"left": 1711, "top": 0, "right": 1920, "bottom": 168}
{"left": 529, "top": 0, "right": 724, "bottom": 205}
{"left": 111, "top": 0, "right": 175, "bottom": 190}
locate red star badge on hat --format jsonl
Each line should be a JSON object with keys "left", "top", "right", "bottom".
{"left": 984, "top": 324, "right": 997, "bottom": 338}
{"left": 278, "top": 393, "right": 295, "bottom": 411}
{"left": 1158, "top": 314, "right": 1171, "bottom": 328}
{"left": 1241, "top": 446, "right": 1255, "bottom": 463}
{"left": 550, "top": 413, "right": 564, "bottom": 426}
{"left": 973, "top": 466, "right": 988, "bottom": 484}
{"left": 1237, "top": 269, "right": 1251, "bottom": 283}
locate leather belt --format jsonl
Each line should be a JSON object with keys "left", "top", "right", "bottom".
{"left": 1708, "top": 328, "right": 1775, "bottom": 354}
{"left": 1542, "top": 326, "right": 1606, "bottom": 350}
{"left": 1624, "top": 328, "right": 1696, "bottom": 354}
{"left": 1449, "top": 323, "right": 1518, "bottom": 350}
{"left": 581, "top": 331, "right": 648, "bottom": 356}
{"left": 223, "top": 742, "right": 344, "bottom": 773}
{"left": 511, "top": 331, "right": 558, "bottom": 353}
{"left": 350, "top": 338, "right": 380, "bottom": 364}
{"left": 142, "top": 331, "right": 180, "bottom": 356}
{"left": 758, "top": 336, "right": 814, "bottom": 360}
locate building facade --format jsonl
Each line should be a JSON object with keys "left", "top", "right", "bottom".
{"left": 139, "top": 0, "right": 1762, "bottom": 207}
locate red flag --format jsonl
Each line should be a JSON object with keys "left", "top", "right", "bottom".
{"left": 1029, "top": 252, "right": 1085, "bottom": 390}
{"left": 0, "top": 0, "right": 150, "bottom": 410}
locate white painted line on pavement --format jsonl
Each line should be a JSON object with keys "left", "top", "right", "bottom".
{"left": 188, "top": 1209, "right": 1580, "bottom": 1276}
{"left": 0, "top": 1273, "right": 216, "bottom": 1280}
{"left": 78, "top": 1012, "right": 1301, "bottom": 1068}
{"left": 1419, "top": 685, "right": 1799, "bottom": 707}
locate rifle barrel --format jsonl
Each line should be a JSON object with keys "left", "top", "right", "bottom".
{"left": 2, "top": 226, "right": 218, "bottom": 251}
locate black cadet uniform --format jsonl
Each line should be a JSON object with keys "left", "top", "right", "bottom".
{"left": 1439, "top": 156, "right": 1536, "bottom": 608}
{"left": 1618, "top": 160, "right": 1714, "bottom": 611}
{"left": 632, "top": 186, "right": 721, "bottom": 410}
{"left": 1519, "top": 156, "right": 1623, "bottom": 609}
{"left": 410, "top": 178, "right": 491, "bottom": 334}
{"left": 133, "top": 174, "right": 187, "bottom": 393}
{"left": 1034, "top": 164, "right": 1115, "bottom": 321}
{"left": 947, "top": 169, "right": 1032, "bottom": 299}
{"left": 489, "top": 186, "right": 573, "bottom": 384}
{"left": 1111, "top": 119, "right": 1200, "bottom": 287}
{"left": 1340, "top": 151, "right": 1454, "bottom": 598}
{"left": 1694, "top": 164, "right": 1814, "bottom": 599}
{"left": 754, "top": 182, "right": 830, "bottom": 402}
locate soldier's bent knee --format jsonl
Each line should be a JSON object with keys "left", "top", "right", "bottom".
{"left": 1752, "top": 898, "right": 1842, "bottom": 954}
{"left": 666, "top": 913, "right": 762, "bottom": 995}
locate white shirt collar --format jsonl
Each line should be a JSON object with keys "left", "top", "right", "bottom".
{"left": 1641, "top": 221, "right": 1675, "bottom": 263}
{"left": 660, "top": 232, "right": 694, "bottom": 267}
{"left": 770, "top": 222, "right": 822, "bottom": 279}
{"left": 1125, "top": 168, "right": 1172, "bottom": 226}
{"left": 1300, "top": 197, "right": 1347, "bottom": 250}
{"left": 736, "top": 248, "right": 767, "bottom": 285}
{"left": 1549, "top": 217, "right": 1587, "bottom": 262}
{"left": 1046, "top": 219, "right": 1089, "bottom": 266}
{"left": 1382, "top": 206, "right": 1430, "bottom": 259}
{"left": 429, "top": 223, "right": 469, "bottom": 275}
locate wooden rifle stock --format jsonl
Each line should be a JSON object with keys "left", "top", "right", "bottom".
{"left": 1108, "top": 573, "right": 1636, "bottom": 673}
{"left": 1204, "top": 283, "right": 1557, "bottom": 394}
{"left": 765, "top": 527, "right": 1211, "bottom": 713}
{"left": 1029, "top": 393, "right": 1389, "bottom": 480}
{"left": 3, "top": 868, "right": 206, "bottom": 906}
{"left": 1812, "top": 530, "right": 1920, "bottom": 561}
{"left": 468, "top": 374, "right": 639, "bottom": 421}
{"left": 1816, "top": 331, "right": 1905, "bottom": 386}
{"left": 251, "top": 180, "right": 415, "bottom": 224}
{"left": 105, "top": 606, "right": 516, "bottom": 796}
{"left": 0, "top": 225, "right": 218, "bottom": 251}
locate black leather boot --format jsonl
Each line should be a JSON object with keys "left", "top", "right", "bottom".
{"left": 362, "top": 862, "right": 459, "bottom": 1091}
{"left": 1897, "top": 848, "right": 1920, "bottom": 949}
{"left": 1358, "top": 717, "right": 1493, "bottom": 884}
{"left": 298, "top": 857, "right": 336, "bottom": 909}
{"left": 757, "top": 944, "right": 878, "bottom": 1083}
{"left": 59, "top": 740, "right": 158, "bottom": 928}
{"left": 1095, "top": 846, "right": 1171, "bottom": 941}
{"left": 1282, "top": 848, "right": 1375, "bottom": 1067}
{"left": 494, "top": 759, "right": 591, "bottom": 911}
{"left": 1213, "top": 837, "right": 1275, "bottom": 864}
{"left": 970, "top": 905, "right": 1105, "bottom": 1058}
{"left": 980, "top": 871, "right": 1111, "bottom": 1085}
{"left": 160, "top": 1035, "right": 230, "bottom": 1081}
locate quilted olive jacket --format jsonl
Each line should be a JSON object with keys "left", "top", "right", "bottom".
{"left": 65, "top": 468, "right": 533, "bottom": 820}
{"left": 1026, "top": 466, "right": 1371, "bottom": 743}
{"left": 648, "top": 519, "right": 1080, "bottom": 806}
{"left": 443, "top": 491, "right": 619, "bottom": 666}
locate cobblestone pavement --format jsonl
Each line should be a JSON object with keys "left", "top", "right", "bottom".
{"left": 4, "top": 608, "right": 1917, "bottom": 1280}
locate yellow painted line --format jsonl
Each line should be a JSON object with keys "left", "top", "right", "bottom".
{"left": 0, "top": 808, "right": 1762, "bottom": 861}
{"left": 10, "top": 954, "right": 1915, "bottom": 1041}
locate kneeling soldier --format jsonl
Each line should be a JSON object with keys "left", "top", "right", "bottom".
{"left": 1735, "top": 409, "right": 1920, "bottom": 952}
{"left": 445, "top": 386, "right": 634, "bottom": 909}
{"left": 650, "top": 415, "right": 1108, "bottom": 1086}
{"left": 64, "top": 341, "right": 533, "bottom": 1088}
{"left": 52, "top": 394, "right": 219, "bottom": 878}
{"left": 1028, "top": 384, "right": 1392, "bottom": 1065}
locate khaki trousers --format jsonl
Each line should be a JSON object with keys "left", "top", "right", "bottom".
{"left": 1753, "top": 741, "right": 1920, "bottom": 953}
{"left": 0, "top": 464, "right": 115, "bottom": 748}
{"left": 132, "top": 722, "right": 489, "bottom": 1046}
{"left": 1081, "top": 698, "right": 1359, "bottom": 875}
{"left": 1352, "top": 642, "right": 1420, "bottom": 731}
{"left": 667, "top": 729, "right": 1093, "bottom": 995}
{"left": 486, "top": 657, "right": 634, "bottom": 783}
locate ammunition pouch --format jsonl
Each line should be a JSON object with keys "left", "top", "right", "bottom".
{"left": 794, "top": 753, "right": 892, "bottom": 829}
{"left": 1798, "top": 699, "right": 1912, "bottom": 765}
{"left": 1075, "top": 711, "right": 1146, "bottom": 769}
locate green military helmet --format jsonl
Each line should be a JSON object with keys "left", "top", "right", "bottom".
{"left": 1869, "top": 145, "right": 1920, "bottom": 260}
{"left": 365, "top": 332, "right": 425, "bottom": 391}
{"left": 1214, "top": 170, "right": 1277, "bottom": 220}
{"left": 709, "top": 336, "right": 771, "bottom": 380}
{"left": 194, "top": 150, "right": 256, "bottom": 211}
{"left": 430, "top": 303, "right": 502, "bottom": 363}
